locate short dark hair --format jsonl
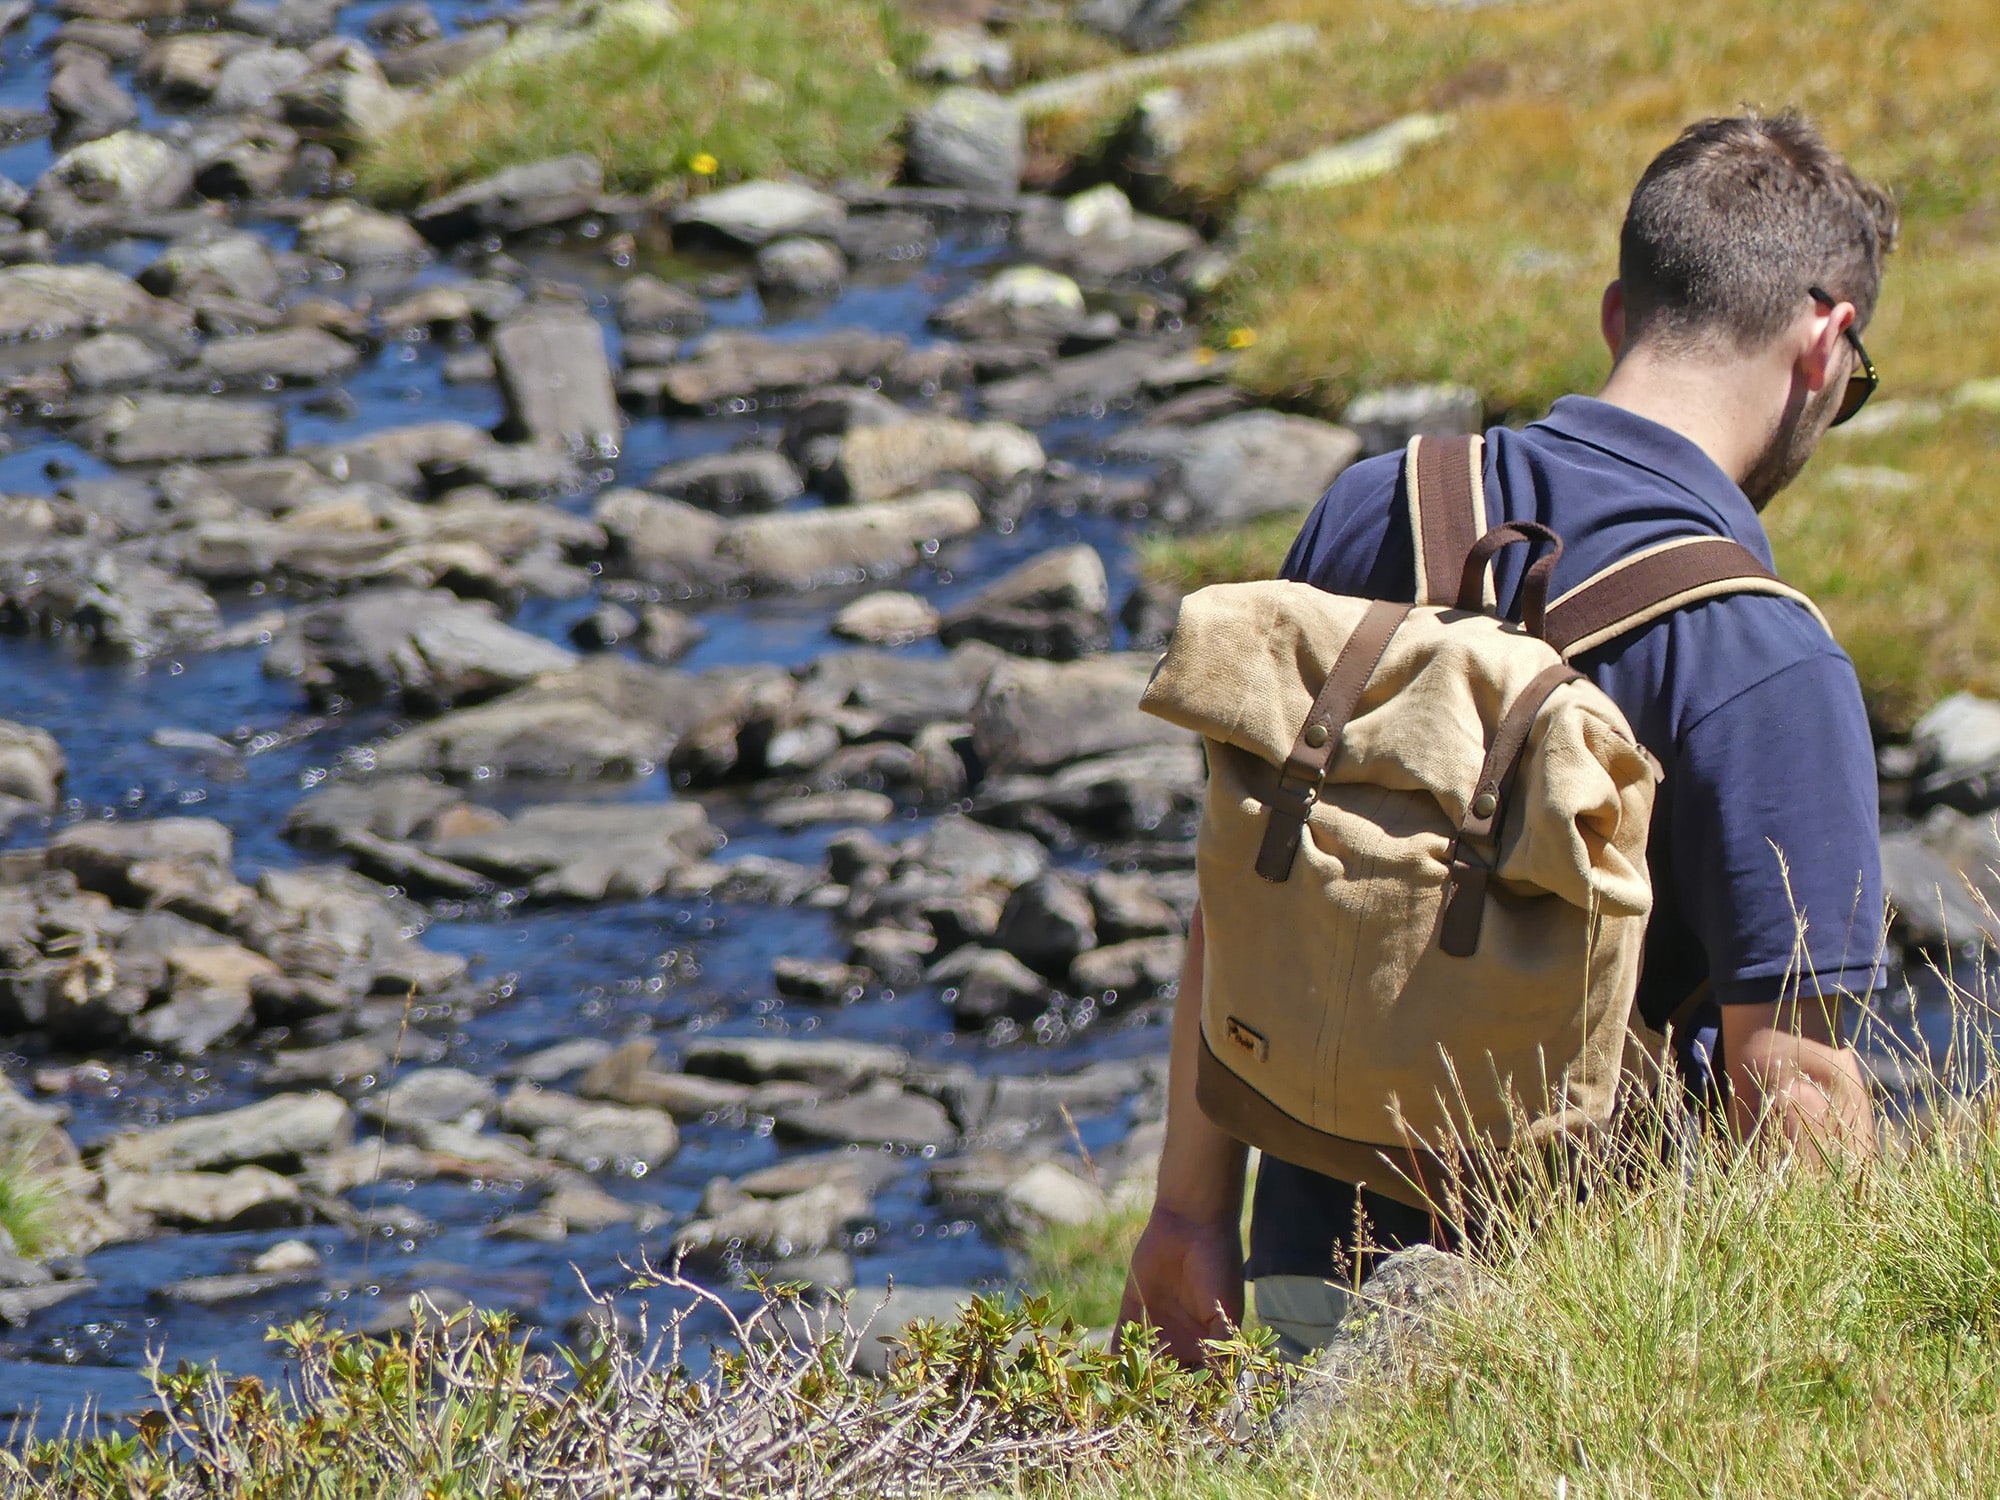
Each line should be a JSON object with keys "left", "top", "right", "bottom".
{"left": 1619, "top": 112, "right": 1900, "bottom": 352}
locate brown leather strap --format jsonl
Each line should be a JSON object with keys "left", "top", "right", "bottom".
{"left": 1408, "top": 435, "right": 1485, "bottom": 607}
{"left": 1456, "top": 521, "right": 1564, "bottom": 637}
{"left": 1544, "top": 536, "right": 1794, "bottom": 657}
{"left": 1439, "top": 660, "right": 1583, "bottom": 957}
{"left": 1255, "top": 600, "right": 1411, "bottom": 883}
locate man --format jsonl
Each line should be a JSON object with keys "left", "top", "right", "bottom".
{"left": 1119, "top": 112, "right": 1898, "bottom": 1365}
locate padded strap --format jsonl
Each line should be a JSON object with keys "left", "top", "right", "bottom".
{"left": 1439, "top": 660, "right": 1583, "bottom": 957}
{"left": 1254, "top": 600, "right": 1411, "bottom": 883}
{"left": 1407, "top": 434, "right": 1488, "bottom": 607}
{"left": 1544, "top": 536, "right": 1829, "bottom": 658}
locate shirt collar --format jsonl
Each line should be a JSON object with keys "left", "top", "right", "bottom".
{"left": 1529, "top": 395, "right": 1772, "bottom": 562}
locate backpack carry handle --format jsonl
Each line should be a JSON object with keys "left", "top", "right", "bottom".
{"left": 1458, "top": 521, "right": 1564, "bottom": 638}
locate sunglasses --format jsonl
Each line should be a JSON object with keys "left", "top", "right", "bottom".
{"left": 1809, "top": 285, "right": 1880, "bottom": 427}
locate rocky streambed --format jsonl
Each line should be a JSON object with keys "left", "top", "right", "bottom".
{"left": 0, "top": 0, "right": 1407, "bottom": 1428}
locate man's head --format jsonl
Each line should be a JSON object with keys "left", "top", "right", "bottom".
{"left": 1601, "top": 113, "right": 1899, "bottom": 506}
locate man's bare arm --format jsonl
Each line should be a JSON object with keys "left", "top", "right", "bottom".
{"left": 1720, "top": 993, "right": 1874, "bottom": 1160}
{"left": 1114, "top": 905, "right": 1250, "bottom": 1365}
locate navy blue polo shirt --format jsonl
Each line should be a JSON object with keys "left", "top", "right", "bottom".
{"left": 1247, "top": 395, "right": 1884, "bottom": 1281}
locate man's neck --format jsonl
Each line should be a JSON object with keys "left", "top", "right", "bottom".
{"left": 1596, "top": 342, "right": 1789, "bottom": 487}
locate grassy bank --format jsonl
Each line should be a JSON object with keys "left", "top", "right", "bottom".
{"left": 357, "top": 0, "right": 916, "bottom": 201}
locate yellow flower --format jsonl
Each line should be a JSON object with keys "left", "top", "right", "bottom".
{"left": 689, "top": 152, "right": 719, "bottom": 176}
{"left": 1225, "top": 326, "right": 1258, "bottom": 349}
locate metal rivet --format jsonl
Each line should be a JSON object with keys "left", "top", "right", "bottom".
{"left": 1472, "top": 790, "right": 1498, "bottom": 819}
{"left": 1303, "top": 723, "right": 1329, "bottom": 749}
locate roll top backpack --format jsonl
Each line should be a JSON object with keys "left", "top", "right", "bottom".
{"left": 1140, "top": 433, "right": 1827, "bottom": 1208}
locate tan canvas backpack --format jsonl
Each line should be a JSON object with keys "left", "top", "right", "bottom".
{"left": 1140, "top": 433, "right": 1827, "bottom": 1208}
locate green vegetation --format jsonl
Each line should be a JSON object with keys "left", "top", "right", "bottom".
{"left": 358, "top": 0, "right": 917, "bottom": 201}
{"left": 1021, "top": 1191, "right": 1151, "bottom": 1329}
{"left": 0, "top": 1153, "right": 65, "bottom": 1259}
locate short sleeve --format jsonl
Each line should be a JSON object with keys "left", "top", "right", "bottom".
{"left": 1668, "top": 652, "right": 1885, "bottom": 1005}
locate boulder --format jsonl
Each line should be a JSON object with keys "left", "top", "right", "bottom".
{"left": 1342, "top": 382, "right": 1482, "bottom": 458}
{"left": 140, "top": 230, "right": 281, "bottom": 305}
{"left": 492, "top": 304, "right": 620, "bottom": 452}
{"left": 33, "top": 131, "right": 192, "bottom": 232}
{"left": 0, "top": 263, "right": 191, "bottom": 343}
{"left": 671, "top": 180, "right": 846, "bottom": 251}
{"left": 931, "top": 266, "right": 1086, "bottom": 343}
{"left": 102, "top": 1091, "right": 352, "bottom": 1173}
{"left": 832, "top": 590, "right": 939, "bottom": 645}
{"left": 593, "top": 488, "right": 729, "bottom": 590}
{"left": 771, "top": 1079, "right": 956, "bottom": 1149}
{"left": 198, "top": 327, "right": 360, "bottom": 387}
{"left": 0, "top": 722, "right": 64, "bottom": 810}
{"left": 359, "top": 1066, "right": 496, "bottom": 1129}
{"left": 903, "top": 813, "right": 1047, "bottom": 887}
{"left": 904, "top": 88, "right": 1022, "bottom": 195}
{"left": 971, "top": 654, "right": 1187, "bottom": 774}
{"left": 47, "top": 45, "right": 138, "bottom": 141}
{"left": 993, "top": 873, "right": 1097, "bottom": 978}
{"left": 65, "top": 331, "right": 171, "bottom": 391}
{"left": 104, "top": 1166, "right": 307, "bottom": 1230}
{"left": 1153, "top": 411, "right": 1362, "bottom": 530}
{"left": 413, "top": 153, "right": 603, "bottom": 242}
{"left": 927, "top": 946, "right": 1049, "bottom": 1026}
{"left": 680, "top": 1035, "right": 908, "bottom": 1091}
{"left": 275, "top": 42, "right": 407, "bottom": 141}
{"left": 296, "top": 200, "right": 428, "bottom": 265}
{"left": 831, "top": 416, "right": 1043, "bottom": 503}
{"left": 211, "top": 45, "right": 314, "bottom": 110}
{"left": 756, "top": 237, "right": 846, "bottom": 301}
{"left": 634, "top": 329, "right": 907, "bottom": 412}
{"left": 615, "top": 274, "right": 707, "bottom": 334}
{"left": 720, "top": 490, "right": 981, "bottom": 591}
{"left": 265, "top": 588, "right": 578, "bottom": 709}
{"left": 1069, "top": 935, "right": 1183, "bottom": 1000}
{"left": 76, "top": 394, "right": 281, "bottom": 465}
{"left": 533, "top": 1104, "right": 678, "bottom": 1173}
{"left": 646, "top": 449, "right": 803, "bottom": 511}
{"left": 428, "top": 801, "right": 715, "bottom": 901}
{"left": 49, "top": 816, "right": 232, "bottom": 897}
{"left": 938, "top": 544, "right": 1109, "bottom": 659}
{"left": 673, "top": 1178, "right": 870, "bottom": 1262}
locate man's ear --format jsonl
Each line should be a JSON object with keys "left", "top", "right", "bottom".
{"left": 1600, "top": 281, "right": 1626, "bottom": 359}
{"left": 1800, "top": 297, "right": 1854, "bottom": 393}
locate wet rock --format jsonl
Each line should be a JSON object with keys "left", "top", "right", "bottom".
{"left": 1087, "top": 870, "right": 1182, "bottom": 942}
{"left": 581, "top": 1041, "right": 752, "bottom": 1119}
{"left": 47, "top": 45, "right": 137, "bottom": 141}
{"left": 212, "top": 44, "right": 315, "bottom": 110}
{"left": 0, "top": 549, "right": 221, "bottom": 657}
{"left": 141, "top": 33, "right": 252, "bottom": 103}
{"left": 832, "top": 590, "right": 939, "bottom": 645}
{"left": 616, "top": 273, "right": 707, "bottom": 335}
{"left": 971, "top": 653, "right": 1186, "bottom": 774}
{"left": 102, "top": 1091, "right": 352, "bottom": 1173}
{"left": 1153, "top": 410, "right": 1362, "bottom": 530}
{"left": 49, "top": 816, "right": 232, "bottom": 902}
{"left": 904, "top": 813, "right": 1047, "bottom": 888}
{"left": 831, "top": 416, "right": 1043, "bottom": 503}
{"left": 296, "top": 199, "right": 428, "bottom": 266}
{"left": 33, "top": 131, "right": 192, "bottom": 233}
{"left": 285, "top": 776, "right": 469, "bottom": 849}
{"left": 75, "top": 394, "right": 281, "bottom": 465}
{"left": 721, "top": 490, "right": 981, "bottom": 591}
{"left": 765, "top": 790, "right": 896, "bottom": 830}
{"left": 846, "top": 926, "right": 935, "bottom": 987}
{"left": 262, "top": 1035, "right": 392, "bottom": 1088}
{"left": 378, "top": 25, "right": 503, "bottom": 86}
{"left": 681, "top": 1035, "right": 907, "bottom": 1091}
{"left": 646, "top": 449, "right": 802, "bottom": 511}
{"left": 1069, "top": 935, "right": 1182, "bottom": 1000}
{"left": 428, "top": 801, "right": 715, "bottom": 901}
{"left": 141, "top": 230, "right": 281, "bottom": 306}
{"left": 198, "top": 327, "right": 359, "bottom": 387}
{"left": 772, "top": 1078, "right": 956, "bottom": 1149}
{"left": 773, "top": 957, "right": 871, "bottom": 1005}
{"left": 1912, "top": 693, "right": 2000, "bottom": 813}
{"left": 0, "top": 722, "right": 64, "bottom": 815}
{"left": 939, "top": 544, "right": 1109, "bottom": 659}
{"left": 0, "top": 262, "right": 191, "bottom": 343}
{"left": 266, "top": 588, "right": 577, "bottom": 710}
{"left": 928, "top": 945, "right": 1049, "bottom": 1026}
{"left": 492, "top": 304, "right": 619, "bottom": 452}
{"left": 1882, "top": 811, "right": 2000, "bottom": 951}
{"left": 980, "top": 338, "right": 1199, "bottom": 426}
{"left": 835, "top": 210, "right": 934, "bottom": 264}
{"left": 904, "top": 88, "right": 1022, "bottom": 195}
{"left": 634, "top": 329, "right": 907, "bottom": 412}
{"left": 359, "top": 1067, "right": 496, "bottom": 1130}
{"left": 931, "top": 265, "right": 1086, "bottom": 343}
{"left": 105, "top": 1165, "right": 307, "bottom": 1230}
{"left": 502, "top": 1037, "right": 615, "bottom": 1083}
{"left": 276, "top": 40, "right": 407, "bottom": 142}
{"left": 976, "top": 742, "right": 1205, "bottom": 838}
{"left": 993, "top": 874, "right": 1096, "bottom": 978}
{"left": 674, "top": 1178, "right": 870, "bottom": 1262}
{"left": 131, "top": 942, "right": 277, "bottom": 1054}
{"left": 159, "top": 1265, "right": 317, "bottom": 1304}
{"left": 671, "top": 180, "right": 845, "bottom": 251}
{"left": 534, "top": 1103, "right": 677, "bottom": 1173}
{"left": 1016, "top": 187, "right": 1203, "bottom": 280}
{"left": 413, "top": 153, "right": 602, "bottom": 242}
{"left": 593, "top": 488, "right": 728, "bottom": 590}
{"left": 0, "top": 1279, "right": 96, "bottom": 1325}
{"left": 188, "top": 116, "right": 299, "bottom": 198}
{"left": 1342, "top": 382, "right": 1482, "bottom": 458}
{"left": 634, "top": 604, "right": 705, "bottom": 664}
{"left": 569, "top": 603, "right": 637, "bottom": 651}
{"left": 756, "top": 237, "right": 846, "bottom": 301}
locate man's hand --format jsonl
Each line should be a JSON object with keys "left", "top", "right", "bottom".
{"left": 1116, "top": 1205, "right": 1243, "bottom": 1365}
{"left": 1113, "top": 905, "right": 1250, "bottom": 1367}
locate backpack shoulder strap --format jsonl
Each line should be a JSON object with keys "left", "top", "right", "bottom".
{"left": 1406, "top": 434, "right": 1489, "bottom": 607}
{"left": 1543, "top": 536, "right": 1830, "bottom": 659}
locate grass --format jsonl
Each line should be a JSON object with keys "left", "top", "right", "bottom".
{"left": 1021, "top": 1192, "right": 1152, "bottom": 1330}
{"left": 0, "top": 1154, "right": 65, "bottom": 1259}
{"left": 357, "top": 0, "right": 918, "bottom": 201}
